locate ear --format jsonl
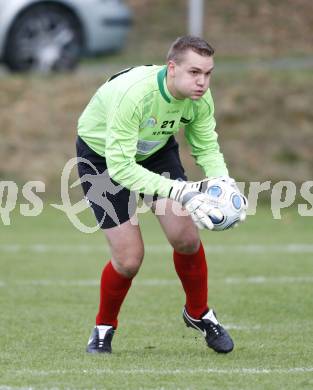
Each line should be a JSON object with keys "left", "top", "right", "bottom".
{"left": 167, "top": 60, "right": 176, "bottom": 77}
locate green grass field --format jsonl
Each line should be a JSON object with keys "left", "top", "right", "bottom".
{"left": 0, "top": 205, "right": 312, "bottom": 390}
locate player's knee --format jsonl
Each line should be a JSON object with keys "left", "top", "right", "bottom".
{"left": 112, "top": 248, "right": 144, "bottom": 278}
{"left": 122, "top": 259, "right": 142, "bottom": 277}
{"left": 172, "top": 235, "right": 200, "bottom": 255}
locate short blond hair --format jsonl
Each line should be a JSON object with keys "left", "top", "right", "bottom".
{"left": 167, "top": 36, "right": 215, "bottom": 64}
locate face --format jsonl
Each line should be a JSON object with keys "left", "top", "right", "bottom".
{"left": 167, "top": 49, "right": 214, "bottom": 100}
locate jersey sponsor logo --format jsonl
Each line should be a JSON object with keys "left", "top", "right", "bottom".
{"left": 140, "top": 116, "right": 157, "bottom": 129}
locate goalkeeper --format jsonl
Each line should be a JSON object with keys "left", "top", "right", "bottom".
{"left": 77, "top": 36, "right": 246, "bottom": 354}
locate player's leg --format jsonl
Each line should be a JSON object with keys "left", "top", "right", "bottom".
{"left": 140, "top": 136, "right": 209, "bottom": 320}
{"left": 96, "top": 218, "right": 144, "bottom": 323}
{"left": 76, "top": 137, "right": 144, "bottom": 353}
{"left": 97, "top": 218, "right": 144, "bottom": 327}
{"left": 152, "top": 198, "right": 234, "bottom": 353}
{"left": 152, "top": 198, "right": 207, "bottom": 318}
{"left": 104, "top": 216, "right": 144, "bottom": 278}
{"left": 86, "top": 220, "right": 144, "bottom": 354}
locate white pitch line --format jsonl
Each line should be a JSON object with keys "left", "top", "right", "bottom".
{"left": 11, "top": 367, "right": 313, "bottom": 377}
{"left": 122, "top": 318, "right": 260, "bottom": 331}
{"left": 1, "top": 243, "right": 313, "bottom": 254}
{"left": 16, "top": 279, "right": 100, "bottom": 287}
{"left": 225, "top": 276, "right": 313, "bottom": 284}
{"left": 0, "top": 387, "right": 36, "bottom": 390}
{"left": 223, "top": 324, "right": 261, "bottom": 331}
{"left": 1, "top": 276, "right": 313, "bottom": 288}
{"left": 3, "top": 279, "right": 179, "bottom": 287}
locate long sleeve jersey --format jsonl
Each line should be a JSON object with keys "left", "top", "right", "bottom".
{"left": 78, "top": 65, "right": 228, "bottom": 197}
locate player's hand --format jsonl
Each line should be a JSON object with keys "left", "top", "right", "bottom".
{"left": 169, "top": 180, "right": 218, "bottom": 230}
{"left": 169, "top": 179, "right": 209, "bottom": 201}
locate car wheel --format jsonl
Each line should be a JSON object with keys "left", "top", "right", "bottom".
{"left": 4, "top": 4, "right": 83, "bottom": 72}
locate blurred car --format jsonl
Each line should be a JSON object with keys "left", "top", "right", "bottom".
{"left": 0, "top": 0, "right": 132, "bottom": 72}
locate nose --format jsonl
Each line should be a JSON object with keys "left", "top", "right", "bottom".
{"left": 196, "top": 74, "right": 205, "bottom": 86}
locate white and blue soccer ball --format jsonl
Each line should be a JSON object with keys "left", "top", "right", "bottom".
{"left": 205, "top": 180, "right": 247, "bottom": 231}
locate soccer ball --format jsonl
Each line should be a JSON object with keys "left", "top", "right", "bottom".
{"left": 205, "top": 180, "right": 246, "bottom": 231}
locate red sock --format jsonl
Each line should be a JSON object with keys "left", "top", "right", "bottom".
{"left": 95, "top": 261, "right": 132, "bottom": 328}
{"left": 173, "top": 241, "right": 208, "bottom": 319}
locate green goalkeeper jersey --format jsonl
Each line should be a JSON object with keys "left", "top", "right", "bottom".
{"left": 78, "top": 65, "right": 228, "bottom": 197}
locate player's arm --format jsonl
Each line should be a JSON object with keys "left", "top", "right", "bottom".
{"left": 184, "top": 90, "right": 229, "bottom": 178}
{"left": 105, "top": 95, "right": 216, "bottom": 229}
{"left": 184, "top": 92, "right": 248, "bottom": 219}
{"left": 104, "top": 95, "right": 175, "bottom": 198}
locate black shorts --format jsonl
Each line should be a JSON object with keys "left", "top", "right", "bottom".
{"left": 76, "top": 136, "right": 187, "bottom": 229}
